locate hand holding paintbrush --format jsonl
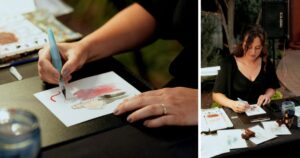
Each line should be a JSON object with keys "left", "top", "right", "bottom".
{"left": 47, "top": 28, "right": 66, "bottom": 98}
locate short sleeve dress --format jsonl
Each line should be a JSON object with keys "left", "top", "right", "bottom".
{"left": 213, "top": 55, "right": 280, "bottom": 104}
{"left": 137, "top": 0, "right": 198, "bottom": 88}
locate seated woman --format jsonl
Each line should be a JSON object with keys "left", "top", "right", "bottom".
{"left": 212, "top": 25, "right": 280, "bottom": 113}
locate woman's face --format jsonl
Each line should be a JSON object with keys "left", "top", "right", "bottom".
{"left": 243, "top": 37, "right": 262, "bottom": 60}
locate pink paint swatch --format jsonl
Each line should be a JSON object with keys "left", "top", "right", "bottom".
{"left": 74, "top": 84, "right": 120, "bottom": 100}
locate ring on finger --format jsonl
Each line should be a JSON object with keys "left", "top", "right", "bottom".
{"left": 160, "top": 103, "right": 167, "bottom": 115}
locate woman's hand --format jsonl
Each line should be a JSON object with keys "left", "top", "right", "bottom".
{"left": 114, "top": 87, "right": 198, "bottom": 128}
{"left": 257, "top": 94, "right": 271, "bottom": 106}
{"left": 38, "top": 41, "right": 88, "bottom": 84}
{"left": 230, "top": 101, "right": 249, "bottom": 113}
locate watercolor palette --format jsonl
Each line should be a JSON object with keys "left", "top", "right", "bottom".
{"left": 0, "top": 11, "right": 82, "bottom": 64}
{"left": 24, "top": 10, "right": 82, "bottom": 43}
{"left": 0, "top": 15, "right": 47, "bottom": 62}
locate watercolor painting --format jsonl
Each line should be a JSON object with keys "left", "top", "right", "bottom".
{"left": 262, "top": 121, "right": 291, "bottom": 135}
{"left": 217, "top": 129, "right": 247, "bottom": 149}
{"left": 71, "top": 90, "right": 128, "bottom": 110}
{"left": 245, "top": 104, "right": 266, "bottom": 116}
{"left": 49, "top": 84, "right": 129, "bottom": 110}
{"left": 34, "top": 71, "right": 140, "bottom": 127}
{"left": 248, "top": 125, "right": 277, "bottom": 145}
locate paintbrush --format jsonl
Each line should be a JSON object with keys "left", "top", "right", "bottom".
{"left": 48, "top": 28, "right": 66, "bottom": 98}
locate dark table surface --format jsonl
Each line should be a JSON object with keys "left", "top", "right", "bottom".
{"left": 0, "top": 58, "right": 198, "bottom": 158}
{"left": 213, "top": 97, "right": 300, "bottom": 157}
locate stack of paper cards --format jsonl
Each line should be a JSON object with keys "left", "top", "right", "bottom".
{"left": 201, "top": 108, "right": 233, "bottom": 132}
{"left": 262, "top": 121, "right": 291, "bottom": 135}
{"left": 247, "top": 125, "right": 277, "bottom": 145}
{"left": 245, "top": 104, "right": 266, "bottom": 116}
{"left": 201, "top": 115, "right": 210, "bottom": 132}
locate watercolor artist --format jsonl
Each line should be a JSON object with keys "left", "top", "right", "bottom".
{"left": 38, "top": 0, "right": 198, "bottom": 128}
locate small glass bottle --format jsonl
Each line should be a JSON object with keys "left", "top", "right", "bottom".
{"left": 0, "top": 108, "right": 41, "bottom": 158}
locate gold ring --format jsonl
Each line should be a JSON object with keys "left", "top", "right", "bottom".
{"left": 161, "top": 103, "right": 167, "bottom": 115}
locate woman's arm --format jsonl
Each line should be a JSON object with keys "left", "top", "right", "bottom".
{"left": 212, "top": 92, "right": 249, "bottom": 113}
{"left": 257, "top": 88, "right": 276, "bottom": 106}
{"left": 38, "top": 3, "right": 157, "bottom": 83}
{"left": 79, "top": 3, "right": 156, "bottom": 62}
{"left": 265, "top": 88, "right": 276, "bottom": 98}
{"left": 114, "top": 87, "right": 198, "bottom": 127}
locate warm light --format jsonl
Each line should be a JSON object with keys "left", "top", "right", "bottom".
{"left": 11, "top": 123, "right": 22, "bottom": 135}
{"left": 0, "top": 111, "right": 10, "bottom": 124}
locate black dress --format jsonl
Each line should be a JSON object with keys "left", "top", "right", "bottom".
{"left": 213, "top": 56, "right": 280, "bottom": 104}
{"left": 137, "top": 0, "right": 198, "bottom": 88}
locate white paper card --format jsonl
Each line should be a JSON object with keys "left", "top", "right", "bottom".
{"left": 201, "top": 66, "right": 220, "bottom": 76}
{"left": 34, "top": 71, "right": 141, "bottom": 127}
{"left": 0, "top": 0, "right": 36, "bottom": 15}
{"left": 245, "top": 104, "right": 266, "bottom": 116}
{"left": 217, "top": 129, "right": 248, "bottom": 149}
{"left": 202, "top": 108, "right": 233, "bottom": 131}
{"left": 201, "top": 134, "right": 229, "bottom": 158}
{"left": 248, "top": 125, "right": 277, "bottom": 145}
{"left": 262, "top": 121, "right": 291, "bottom": 135}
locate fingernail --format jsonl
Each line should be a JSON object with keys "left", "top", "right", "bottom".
{"left": 53, "top": 74, "right": 59, "bottom": 81}
{"left": 113, "top": 109, "right": 119, "bottom": 115}
{"left": 62, "top": 70, "right": 69, "bottom": 78}
{"left": 143, "top": 121, "right": 149, "bottom": 127}
{"left": 127, "top": 116, "right": 132, "bottom": 123}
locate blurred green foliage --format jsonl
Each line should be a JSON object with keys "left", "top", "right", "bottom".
{"left": 235, "top": 0, "right": 261, "bottom": 40}
{"left": 63, "top": 0, "right": 181, "bottom": 88}
{"left": 201, "top": 11, "right": 223, "bottom": 68}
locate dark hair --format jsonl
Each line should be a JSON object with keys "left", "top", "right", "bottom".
{"left": 233, "top": 25, "right": 268, "bottom": 70}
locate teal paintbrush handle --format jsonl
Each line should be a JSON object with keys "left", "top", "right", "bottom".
{"left": 48, "top": 28, "right": 62, "bottom": 73}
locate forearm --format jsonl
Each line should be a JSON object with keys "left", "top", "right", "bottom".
{"left": 212, "top": 92, "right": 236, "bottom": 109}
{"left": 264, "top": 88, "right": 276, "bottom": 98}
{"left": 79, "top": 3, "right": 156, "bottom": 62}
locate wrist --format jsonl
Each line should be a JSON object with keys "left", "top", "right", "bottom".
{"left": 265, "top": 89, "right": 276, "bottom": 98}
{"left": 77, "top": 39, "right": 93, "bottom": 62}
{"left": 226, "top": 100, "right": 237, "bottom": 109}
{"left": 264, "top": 93, "right": 272, "bottom": 99}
